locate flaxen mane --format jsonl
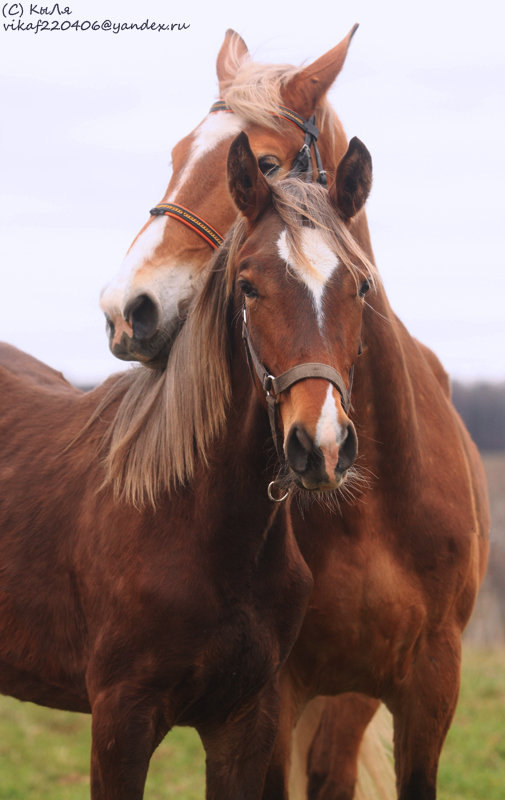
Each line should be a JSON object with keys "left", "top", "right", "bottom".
{"left": 218, "top": 48, "right": 340, "bottom": 151}
{"left": 99, "top": 181, "right": 375, "bottom": 508}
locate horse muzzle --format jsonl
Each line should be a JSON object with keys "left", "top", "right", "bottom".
{"left": 285, "top": 420, "right": 358, "bottom": 491}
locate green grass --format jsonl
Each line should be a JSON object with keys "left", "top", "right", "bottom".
{"left": 0, "top": 701, "right": 205, "bottom": 799}
{"left": 0, "top": 647, "right": 502, "bottom": 798}
{"left": 438, "top": 648, "right": 505, "bottom": 800}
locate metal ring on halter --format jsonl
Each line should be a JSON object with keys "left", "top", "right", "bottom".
{"left": 268, "top": 481, "right": 290, "bottom": 503}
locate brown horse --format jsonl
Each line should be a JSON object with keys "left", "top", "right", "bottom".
{"left": 100, "top": 29, "right": 490, "bottom": 799}
{"left": 0, "top": 133, "right": 380, "bottom": 798}
{"left": 100, "top": 27, "right": 390, "bottom": 798}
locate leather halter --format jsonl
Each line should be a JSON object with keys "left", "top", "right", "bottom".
{"left": 242, "top": 306, "right": 352, "bottom": 468}
{"left": 149, "top": 202, "right": 224, "bottom": 249}
{"left": 209, "top": 100, "right": 328, "bottom": 186}
{"left": 149, "top": 100, "right": 328, "bottom": 248}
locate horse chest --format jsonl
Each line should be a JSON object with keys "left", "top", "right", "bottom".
{"left": 292, "top": 538, "right": 429, "bottom": 697}
{"left": 93, "top": 522, "right": 311, "bottom": 727}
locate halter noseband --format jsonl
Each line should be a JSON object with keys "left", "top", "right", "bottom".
{"left": 242, "top": 306, "right": 354, "bottom": 484}
{"left": 149, "top": 101, "right": 327, "bottom": 247}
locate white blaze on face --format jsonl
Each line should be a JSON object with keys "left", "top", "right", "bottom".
{"left": 100, "top": 216, "right": 168, "bottom": 316}
{"left": 101, "top": 111, "right": 244, "bottom": 322}
{"left": 168, "top": 111, "right": 244, "bottom": 200}
{"left": 315, "top": 384, "right": 345, "bottom": 458}
{"left": 277, "top": 226, "right": 345, "bottom": 472}
{"left": 276, "top": 227, "right": 340, "bottom": 328}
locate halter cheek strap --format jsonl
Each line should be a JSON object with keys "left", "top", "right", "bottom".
{"left": 209, "top": 100, "right": 327, "bottom": 187}
{"left": 241, "top": 307, "right": 353, "bottom": 468}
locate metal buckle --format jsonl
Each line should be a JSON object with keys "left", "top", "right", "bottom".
{"left": 268, "top": 481, "right": 290, "bottom": 503}
{"left": 263, "top": 374, "right": 275, "bottom": 396}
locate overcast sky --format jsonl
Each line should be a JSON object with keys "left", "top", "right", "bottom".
{"left": 1, "top": 0, "right": 504, "bottom": 384}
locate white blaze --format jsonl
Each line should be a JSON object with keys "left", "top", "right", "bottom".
{"left": 101, "top": 111, "right": 244, "bottom": 319}
{"left": 100, "top": 216, "right": 168, "bottom": 315}
{"left": 168, "top": 111, "right": 244, "bottom": 200}
{"left": 315, "top": 384, "right": 344, "bottom": 449}
{"left": 276, "top": 227, "right": 340, "bottom": 328}
{"left": 277, "top": 226, "right": 345, "bottom": 468}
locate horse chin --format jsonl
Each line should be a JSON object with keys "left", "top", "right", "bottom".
{"left": 110, "top": 316, "right": 187, "bottom": 370}
{"left": 294, "top": 470, "right": 348, "bottom": 494}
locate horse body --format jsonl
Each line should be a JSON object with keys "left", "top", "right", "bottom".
{"left": 0, "top": 334, "right": 311, "bottom": 800}
{"left": 1, "top": 136, "right": 383, "bottom": 797}
{"left": 97, "top": 28, "right": 488, "bottom": 798}
{"left": 269, "top": 286, "right": 489, "bottom": 799}
{"left": 0, "top": 341, "right": 80, "bottom": 392}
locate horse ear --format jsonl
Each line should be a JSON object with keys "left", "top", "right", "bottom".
{"left": 283, "top": 24, "right": 359, "bottom": 118}
{"left": 216, "top": 29, "right": 249, "bottom": 93}
{"left": 330, "top": 137, "right": 372, "bottom": 221}
{"left": 227, "top": 132, "right": 272, "bottom": 224}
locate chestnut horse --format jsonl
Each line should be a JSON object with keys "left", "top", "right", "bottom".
{"left": 100, "top": 26, "right": 389, "bottom": 797}
{"left": 0, "top": 134, "right": 382, "bottom": 798}
{"left": 100, "top": 29, "right": 489, "bottom": 800}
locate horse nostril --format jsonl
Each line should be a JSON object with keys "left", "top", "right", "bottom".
{"left": 286, "top": 425, "right": 314, "bottom": 474}
{"left": 125, "top": 294, "right": 159, "bottom": 341}
{"left": 337, "top": 422, "right": 358, "bottom": 472}
{"left": 104, "top": 315, "right": 115, "bottom": 341}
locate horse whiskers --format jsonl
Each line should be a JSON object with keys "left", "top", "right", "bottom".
{"left": 280, "top": 461, "right": 373, "bottom": 519}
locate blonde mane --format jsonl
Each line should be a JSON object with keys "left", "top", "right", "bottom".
{"left": 219, "top": 53, "right": 339, "bottom": 152}
{"left": 99, "top": 181, "right": 375, "bottom": 509}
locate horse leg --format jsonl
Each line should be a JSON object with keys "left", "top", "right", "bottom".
{"left": 259, "top": 671, "right": 303, "bottom": 800}
{"left": 304, "top": 694, "right": 385, "bottom": 800}
{"left": 262, "top": 692, "right": 388, "bottom": 800}
{"left": 388, "top": 632, "right": 461, "bottom": 800}
{"left": 89, "top": 685, "right": 169, "bottom": 800}
{"left": 199, "top": 683, "right": 282, "bottom": 800}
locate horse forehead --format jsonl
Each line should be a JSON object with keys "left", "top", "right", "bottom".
{"left": 169, "top": 111, "right": 244, "bottom": 197}
{"left": 191, "top": 111, "right": 244, "bottom": 159}
{"left": 276, "top": 227, "right": 340, "bottom": 324}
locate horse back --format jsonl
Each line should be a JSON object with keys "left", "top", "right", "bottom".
{"left": 0, "top": 342, "right": 81, "bottom": 392}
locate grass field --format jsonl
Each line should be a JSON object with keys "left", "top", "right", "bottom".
{"left": 0, "top": 647, "right": 503, "bottom": 799}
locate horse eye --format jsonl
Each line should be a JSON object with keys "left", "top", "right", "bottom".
{"left": 239, "top": 279, "right": 258, "bottom": 299}
{"left": 359, "top": 278, "right": 370, "bottom": 297}
{"left": 258, "top": 156, "right": 280, "bottom": 177}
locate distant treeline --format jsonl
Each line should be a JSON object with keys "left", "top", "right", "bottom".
{"left": 452, "top": 382, "right": 505, "bottom": 451}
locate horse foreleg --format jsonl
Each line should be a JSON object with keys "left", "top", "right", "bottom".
{"left": 388, "top": 632, "right": 462, "bottom": 800}
{"left": 199, "top": 682, "right": 282, "bottom": 800}
{"left": 90, "top": 686, "right": 169, "bottom": 800}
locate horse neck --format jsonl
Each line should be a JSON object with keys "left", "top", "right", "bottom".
{"left": 219, "top": 324, "right": 276, "bottom": 491}
{"left": 354, "top": 284, "right": 437, "bottom": 473}
{"left": 175, "top": 319, "right": 280, "bottom": 550}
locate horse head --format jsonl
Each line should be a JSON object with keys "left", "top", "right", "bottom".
{"left": 100, "top": 26, "right": 358, "bottom": 367}
{"left": 227, "top": 131, "right": 372, "bottom": 492}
